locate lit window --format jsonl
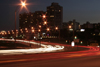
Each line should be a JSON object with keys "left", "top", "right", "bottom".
{"left": 25, "top": 21, "right": 27, "bottom": 22}
{"left": 52, "top": 10, "right": 54, "bottom": 11}
{"left": 23, "top": 22, "right": 25, "bottom": 24}
{"left": 71, "top": 23, "right": 73, "bottom": 25}
{"left": 31, "top": 14, "right": 33, "bottom": 16}
{"left": 50, "top": 15, "right": 54, "bottom": 17}
{"left": 59, "top": 10, "right": 61, "bottom": 12}
{"left": 93, "top": 34, "right": 95, "bottom": 36}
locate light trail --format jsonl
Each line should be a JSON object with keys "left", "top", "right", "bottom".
{"left": 0, "top": 38, "right": 64, "bottom": 55}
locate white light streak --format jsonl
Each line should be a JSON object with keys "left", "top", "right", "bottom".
{"left": 0, "top": 38, "right": 64, "bottom": 55}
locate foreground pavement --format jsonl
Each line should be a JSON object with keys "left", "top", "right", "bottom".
{"left": 1, "top": 55, "right": 100, "bottom": 67}
{"left": 0, "top": 38, "right": 100, "bottom": 67}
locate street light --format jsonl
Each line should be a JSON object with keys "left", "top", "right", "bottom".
{"left": 38, "top": 29, "right": 41, "bottom": 32}
{"left": 25, "top": 28, "right": 27, "bottom": 30}
{"left": 69, "top": 25, "right": 74, "bottom": 44}
{"left": 39, "top": 25, "right": 41, "bottom": 28}
{"left": 47, "top": 28, "right": 50, "bottom": 31}
{"left": 15, "top": 1, "right": 27, "bottom": 42}
{"left": 32, "top": 30, "right": 35, "bottom": 33}
{"left": 55, "top": 27, "right": 58, "bottom": 30}
{"left": 44, "top": 21, "right": 47, "bottom": 25}
{"left": 55, "top": 27, "right": 60, "bottom": 42}
{"left": 31, "top": 27, "right": 34, "bottom": 29}
{"left": 69, "top": 25, "right": 72, "bottom": 29}
{"left": 43, "top": 15, "right": 46, "bottom": 18}
{"left": 21, "top": 1, "right": 26, "bottom": 7}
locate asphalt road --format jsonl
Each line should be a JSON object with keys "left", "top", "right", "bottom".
{"left": 1, "top": 55, "right": 100, "bottom": 67}
{"left": 0, "top": 39, "right": 100, "bottom": 67}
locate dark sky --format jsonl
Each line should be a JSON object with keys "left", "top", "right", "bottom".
{"left": 0, "top": 0, "right": 100, "bottom": 31}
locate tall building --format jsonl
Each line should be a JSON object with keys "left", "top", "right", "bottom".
{"left": 47, "top": 2, "right": 63, "bottom": 29}
{"left": 81, "top": 21, "right": 93, "bottom": 29}
{"left": 67, "top": 19, "right": 80, "bottom": 31}
{"left": 19, "top": 11, "right": 46, "bottom": 39}
{"left": 19, "top": 11, "right": 46, "bottom": 30}
{"left": 19, "top": 12, "right": 34, "bottom": 30}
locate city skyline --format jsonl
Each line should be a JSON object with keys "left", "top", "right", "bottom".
{"left": 1, "top": 0, "right": 100, "bottom": 31}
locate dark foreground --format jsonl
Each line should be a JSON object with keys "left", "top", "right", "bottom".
{"left": 1, "top": 55, "right": 100, "bottom": 67}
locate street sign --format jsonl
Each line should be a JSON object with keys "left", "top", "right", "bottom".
{"left": 74, "top": 39, "right": 79, "bottom": 43}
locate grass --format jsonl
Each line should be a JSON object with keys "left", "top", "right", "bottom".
{"left": 0, "top": 41, "right": 30, "bottom": 49}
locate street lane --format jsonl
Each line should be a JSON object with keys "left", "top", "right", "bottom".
{"left": 1, "top": 38, "right": 100, "bottom": 67}
{"left": 1, "top": 55, "right": 100, "bottom": 67}
{"left": 0, "top": 39, "right": 64, "bottom": 55}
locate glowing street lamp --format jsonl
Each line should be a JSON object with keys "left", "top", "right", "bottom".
{"left": 69, "top": 25, "right": 72, "bottom": 29}
{"left": 47, "top": 28, "right": 50, "bottom": 31}
{"left": 25, "top": 28, "right": 27, "bottom": 30}
{"left": 32, "top": 30, "right": 34, "bottom": 33}
{"left": 21, "top": 1, "right": 26, "bottom": 7}
{"left": 43, "top": 15, "right": 46, "bottom": 18}
{"left": 38, "top": 29, "right": 41, "bottom": 32}
{"left": 26, "top": 30, "right": 28, "bottom": 33}
{"left": 20, "top": 29, "right": 22, "bottom": 31}
{"left": 31, "top": 27, "right": 34, "bottom": 29}
{"left": 15, "top": 1, "right": 27, "bottom": 42}
{"left": 55, "top": 27, "right": 58, "bottom": 30}
{"left": 39, "top": 25, "right": 41, "bottom": 28}
{"left": 44, "top": 21, "right": 47, "bottom": 25}
{"left": 55, "top": 27, "right": 60, "bottom": 42}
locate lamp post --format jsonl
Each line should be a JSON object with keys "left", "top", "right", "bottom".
{"left": 55, "top": 27, "right": 60, "bottom": 42}
{"left": 14, "top": 1, "right": 26, "bottom": 43}
{"left": 69, "top": 25, "right": 74, "bottom": 40}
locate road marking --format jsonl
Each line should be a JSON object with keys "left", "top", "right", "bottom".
{"left": 65, "top": 54, "right": 87, "bottom": 57}
{"left": 0, "top": 59, "right": 29, "bottom": 64}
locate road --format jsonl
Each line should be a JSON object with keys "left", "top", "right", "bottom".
{"left": 0, "top": 46, "right": 100, "bottom": 67}
{"left": 1, "top": 55, "right": 100, "bottom": 67}
{"left": 0, "top": 38, "right": 100, "bottom": 67}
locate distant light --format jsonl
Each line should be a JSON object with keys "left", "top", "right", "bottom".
{"left": 55, "top": 27, "right": 58, "bottom": 30}
{"left": 47, "top": 28, "right": 50, "bottom": 31}
{"left": 32, "top": 30, "right": 34, "bottom": 33}
{"left": 42, "top": 33, "right": 46, "bottom": 35}
{"left": 66, "top": 40, "right": 67, "bottom": 43}
{"left": 21, "top": 1, "right": 26, "bottom": 7}
{"left": 34, "top": 37, "right": 36, "bottom": 39}
{"left": 74, "top": 36, "right": 77, "bottom": 39}
{"left": 69, "top": 26, "right": 72, "bottom": 29}
{"left": 43, "top": 15, "right": 46, "bottom": 18}
{"left": 71, "top": 41, "right": 75, "bottom": 47}
{"left": 80, "top": 41, "right": 83, "bottom": 44}
{"left": 80, "top": 29, "right": 85, "bottom": 32}
{"left": 69, "top": 29, "right": 73, "bottom": 31}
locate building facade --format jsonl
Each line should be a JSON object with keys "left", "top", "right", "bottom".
{"left": 67, "top": 20, "right": 80, "bottom": 31}
{"left": 81, "top": 22, "right": 93, "bottom": 29}
{"left": 47, "top": 2, "right": 63, "bottom": 29}
{"left": 19, "top": 11, "right": 46, "bottom": 30}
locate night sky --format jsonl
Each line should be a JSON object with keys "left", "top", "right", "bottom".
{"left": 0, "top": 0, "right": 100, "bottom": 31}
